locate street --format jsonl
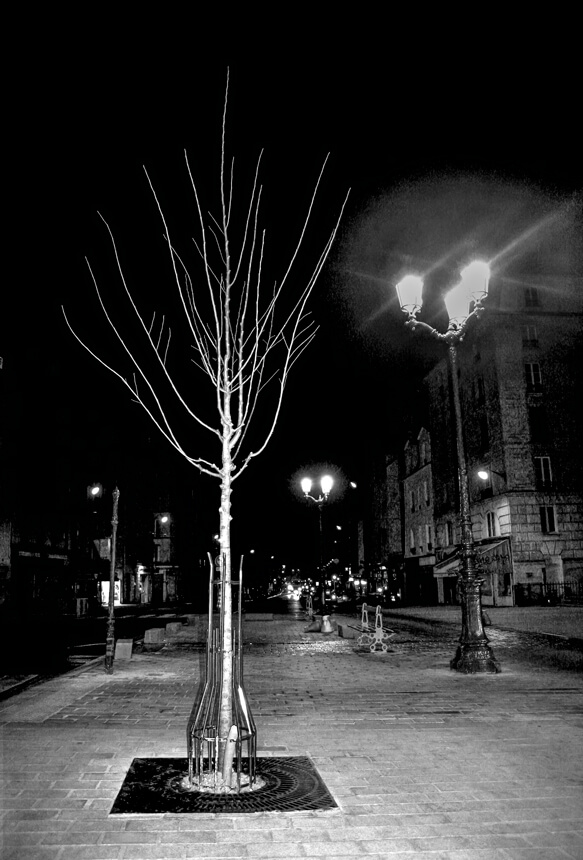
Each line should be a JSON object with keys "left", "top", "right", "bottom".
{"left": 2, "top": 601, "right": 581, "bottom": 702}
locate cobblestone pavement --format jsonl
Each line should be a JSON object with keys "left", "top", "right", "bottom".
{"left": 1, "top": 613, "right": 582, "bottom": 859}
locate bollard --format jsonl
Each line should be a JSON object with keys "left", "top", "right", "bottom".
{"left": 321, "top": 615, "right": 334, "bottom": 634}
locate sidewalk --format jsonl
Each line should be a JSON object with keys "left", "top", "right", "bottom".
{"left": 380, "top": 605, "right": 583, "bottom": 642}
{"left": 1, "top": 612, "right": 582, "bottom": 859}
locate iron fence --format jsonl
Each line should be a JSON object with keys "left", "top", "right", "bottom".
{"left": 515, "top": 580, "right": 583, "bottom": 606}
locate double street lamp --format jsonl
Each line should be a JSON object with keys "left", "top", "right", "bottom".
{"left": 396, "top": 261, "right": 500, "bottom": 674}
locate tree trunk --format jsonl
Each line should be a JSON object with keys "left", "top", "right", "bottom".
{"left": 218, "top": 435, "right": 233, "bottom": 775}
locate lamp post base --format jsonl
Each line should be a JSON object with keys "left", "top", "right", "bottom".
{"left": 450, "top": 643, "right": 500, "bottom": 674}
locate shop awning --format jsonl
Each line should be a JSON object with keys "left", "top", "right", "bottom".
{"left": 433, "top": 539, "right": 510, "bottom": 576}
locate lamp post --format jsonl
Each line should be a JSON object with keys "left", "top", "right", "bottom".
{"left": 396, "top": 262, "right": 500, "bottom": 673}
{"left": 301, "top": 475, "right": 333, "bottom": 613}
{"left": 104, "top": 487, "right": 120, "bottom": 674}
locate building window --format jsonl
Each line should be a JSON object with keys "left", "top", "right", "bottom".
{"left": 524, "top": 286, "right": 540, "bottom": 308}
{"left": 417, "top": 526, "right": 423, "bottom": 554}
{"left": 525, "top": 362, "right": 542, "bottom": 393}
{"left": 425, "top": 524, "right": 433, "bottom": 552}
{"left": 410, "top": 491, "right": 415, "bottom": 512}
{"left": 479, "top": 415, "right": 489, "bottom": 450}
{"left": 540, "top": 505, "right": 557, "bottom": 534}
{"left": 486, "top": 511, "right": 498, "bottom": 538}
{"left": 529, "top": 406, "right": 549, "bottom": 443}
{"left": 534, "top": 456, "right": 553, "bottom": 488}
{"left": 419, "top": 441, "right": 426, "bottom": 464}
{"left": 445, "top": 521, "right": 454, "bottom": 546}
{"left": 522, "top": 324, "right": 539, "bottom": 346}
{"left": 476, "top": 376, "right": 486, "bottom": 404}
{"left": 424, "top": 480, "right": 430, "bottom": 506}
{"left": 409, "top": 529, "right": 416, "bottom": 553}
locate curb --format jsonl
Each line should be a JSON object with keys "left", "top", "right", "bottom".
{"left": 0, "top": 654, "right": 106, "bottom": 702}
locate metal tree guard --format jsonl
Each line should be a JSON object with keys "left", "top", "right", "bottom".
{"left": 187, "top": 554, "right": 257, "bottom": 793}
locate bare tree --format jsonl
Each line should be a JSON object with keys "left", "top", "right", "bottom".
{"left": 64, "top": 71, "right": 348, "bottom": 777}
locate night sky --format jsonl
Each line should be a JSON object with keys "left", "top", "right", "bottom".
{"left": 4, "top": 31, "right": 581, "bottom": 571}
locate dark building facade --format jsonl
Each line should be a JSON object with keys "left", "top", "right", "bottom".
{"left": 430, "top": 277, "right": 583, "bottom": 604}
{"left": 363, "top": 277, "right": 583, "bottom": 607}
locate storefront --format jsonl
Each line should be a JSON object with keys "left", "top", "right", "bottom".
{"left": 434, "top": 538, "right": 514, "bottom": 606}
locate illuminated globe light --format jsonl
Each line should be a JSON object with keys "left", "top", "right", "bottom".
{"left": 320, "top": 475, "right": 333, "bottom": 497}
{"left": 301, "top": 477, "right": 312, "bottom": 495}
{"left": 90, "top": 485, "right": 101, "bottom": 496}
{"left": 460, "top": 261, "right": 491, "bottom": 304}
{"left": 160, "top": 515, "right": 169, "bottom": 524}
{"left": 477, "top": 470, "right": 490, "bottom": 480}
{"left": 444, "top": 281, "right": 473, "bottom": 328}
{"left": 396, "top": 274, "right": 424, "bottom": 315}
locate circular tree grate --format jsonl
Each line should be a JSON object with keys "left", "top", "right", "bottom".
{"left": 110, "top": 756, "right": 337, "bottom": 814}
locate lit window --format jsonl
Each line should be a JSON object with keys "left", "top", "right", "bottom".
{"left": 409, "top": 529, "right": 415, "bottom": 553}
{"left": 540, "top": 505, "right": 556, "bottom": 534}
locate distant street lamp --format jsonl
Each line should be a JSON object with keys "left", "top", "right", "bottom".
{"left": 477, "top": 468, "right": 506, "bottom": 483}
{"left": 301, "top": 475, "right": 333, "bottom": 612}
{"left": 396, "top": 261, "right": 500, "bottom": 674}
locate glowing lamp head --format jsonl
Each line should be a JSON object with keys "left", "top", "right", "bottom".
{"left": 460, "top": 260, "right": 490, "bottom": 304}
{"left": 320, "top": 475, "right": 334, "bottom": 498}
{"left": 477, "top": 470, "right": 490, "bottom": 480}
{"left": 301, "top": 477, "right": 312, "bottom": 495}
{"left": 396, "top": 275, "right": 424, "bottom": 315}
{"left": 444, "top": 281, "right": 473, "bottom": 328}
{"left": 160, "top": 515, "right": 169, "bottom": 524}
